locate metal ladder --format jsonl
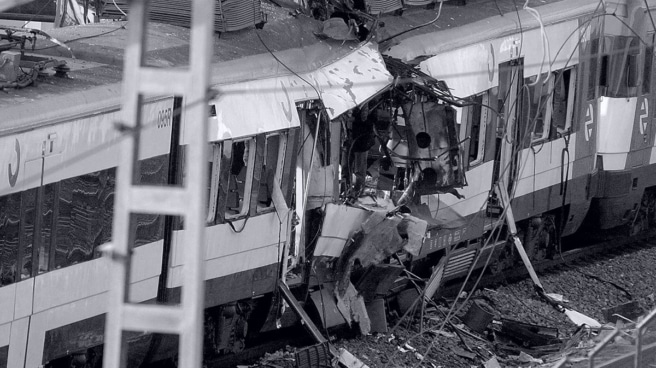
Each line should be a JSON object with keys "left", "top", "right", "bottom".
{"left": 102, "top": 0, "right": 214, "bottom": 366}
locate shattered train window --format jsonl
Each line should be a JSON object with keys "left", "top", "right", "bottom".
{"left": 463, "top": 92, "right": 488, "bottom": 168}
{"left": 522, "top": 73, "right": 552, "bottom": 144}
{"left": 225, "top": 139, "right": 255, "bottom": 219}
{"left": 257, "top": 133, "right": 284, "bottom": 213}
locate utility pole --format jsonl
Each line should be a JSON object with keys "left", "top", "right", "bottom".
{"left": 102, "top": 0, "right": 214, "bottom": 366}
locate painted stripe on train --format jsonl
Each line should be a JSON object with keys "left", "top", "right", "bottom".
{"left": 418, "top": 18, "right": 582, "bottom": 98}
{"left": 0, "top": 97, "right": 174, "bottom": 196}
{"left": 26, "top": 292, "right": 108, "bottom": 368}
{"left": 8, "top": 318, "right": 27, "bottom": 368}
{"left": 426, "top": 161, "right": 495, "bottom": 218}
{"left": 425, "top": 133, "right": 579, "bottom": 219}
{"left": 386, "top": 0, "right": 599, "bottom": 63}
{"left": 0, "top": 285, "right": 15, "bottom": 326}
{"left": 650, "top": 145, "right": 656, "bottom": 165}
{"left": 168, "top": 211, "right": 285, "bottom": 288}
{"left": 597, "top": 97, "right": 636, "bottom": 170}
{"left": 514, "top": 134, "right": 578, "bottom": 198}
{"left": 32, "top": 240, "right": 162, "bottom": 313}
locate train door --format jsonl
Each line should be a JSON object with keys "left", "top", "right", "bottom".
{"left": 492, "top": 59, "right": 524, "bottom": 198}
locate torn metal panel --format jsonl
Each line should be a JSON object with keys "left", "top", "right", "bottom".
{"left": 338, "top": 348, "right": 371, "bottom": 368}
{"left": 199, "top": 42, "right": 392, "bottom": 143}
{"left": 330, "top": 208, "right": 428, "bottom": 298}
{"left": 313, "top": 203, "right": 370, "bottom": 258}
{"left": 423, "top": 257, "right": 446, "bottom": 301}
{"left": 366, "top": 299, "right": 388, "bottom": 334}
{"left": 355, "top": 196, "right": 397, "bottom": 212}
{"left": 307, "top": 165, "right": 337, "bottom": 210}
{"left": 397, "top": 214, "right": 428, "bottom": 256}
{"left": 402, "top": 100, "right": 462, "bottom": 195}
{"left": 499, "top": 318, "right": 561, "bottom": 347}
{"left": 344, "top": 211, "right": 404, "bottom": 268}
{"left": 335, "top": 282, "right": 371, "bottom": 335}
{"left": 309, "top": 284, "right": 348, "bottom": 329}
{"left": 355, "top": 264, "right": 404, "bottom": 302}
{"left": 278, "top": 282, "right": 327, "bottom": 344}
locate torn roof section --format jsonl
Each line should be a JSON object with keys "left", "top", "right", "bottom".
{"left": 204, "top": 42, "right": 393, "bottom": 141}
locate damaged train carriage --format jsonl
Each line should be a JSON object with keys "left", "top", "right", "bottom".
{"left": 0, "top": 39, "right": 463, "bottom": 366}
{"left": 296, "top": 57, "right": 466, "bottom": 333}
{"left": 378, "top": 0, "right": 633, "bottom": 288}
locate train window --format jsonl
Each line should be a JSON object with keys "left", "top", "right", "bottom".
{"left": 20, "top": 189, "right": 36, "bottom": 280}
{"left": 601, "top": 36, "right": 640, "bottom": 98}
{"left": 551, "top": 68, "right": 576, "bottom": 135}
{"left": 257, "top": 133, "right": 285, "bottom": 213}
{"left": 464, "top": 93, "right": 487, "bottom": 168}
{"left": 643, "top": 33, "right": 654, "bottom": 95}
{"left": 56, "top": 169, "right": 115, "bottom": 269}
{"left": 584, "top": 38, "right": 601, "bottom": 101}
{"left": 133, "top": 156, "right": 167, "bottom": 247}
{"left": 523, "top": 73, "right": 552, "bottom": 144}
{"left": 38, "top": 184, "right": 56, "bottom": 274}
{"left": 0, "top": 193, "right": 20, "bottom": 286}
{"left": 225, "top": 138, "right": 255, "bottom": 219}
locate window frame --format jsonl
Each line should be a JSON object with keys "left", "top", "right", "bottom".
{"left": 463, "top": 92, "right": 488, "bottom": 168}
{"left": 224, "top": 137, "right": 256, "bottom": 220}
{"left": 256, "top": 132, "right": 287, "bottom": 214}
{"left": 554, "top": 67, "right": 577, "bottom": 135}
{"left": 523, "top": 73, "right": 553, "bottom": 145}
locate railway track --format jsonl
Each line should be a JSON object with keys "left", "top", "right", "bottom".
{"left": 204, "top": 327, "right": 311, "bottom": 368}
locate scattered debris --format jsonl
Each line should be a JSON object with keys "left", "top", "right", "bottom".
{"left": 335, "top": 282, "right": 371, "bottom": 335}
{"left": 483, "top": 356, "right": 501, "bottom": 368}
{"left": 602, "top": 300, "right": 642, "bottom": 324}
{"left": 338, "top": 348, "right": 370, "bottom": 368}
{"left": 462, "top": 300, "right": 494, "bottom": 333}
{"left": 453, "top": 347, "right": 476, "bottom": 360}
{"left": 498, "top": 318, "right": 561, "bottom": 347}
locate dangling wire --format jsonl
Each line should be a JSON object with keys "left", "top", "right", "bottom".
{"left": 524, "top": 0, "right": 551, "bottom": 86}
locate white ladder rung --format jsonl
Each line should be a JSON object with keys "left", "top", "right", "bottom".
{"left": 122, "top": 304, "right": 184, "bottom": 334}
{"left": 138, "top": 68, "right": 190, "bottom": 95}
{"left": 104, "top": 0, "right": 213, "bottom": 366}
{"left": 129, "top": 186, "right": 189, "bottom": 215}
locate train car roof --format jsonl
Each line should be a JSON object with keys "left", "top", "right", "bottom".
{"left": 0, "top": 40, "right": 391, "bottom": 138}
{"left": 1, "top": 0, "right": 570, "bottom": 134}
{"left": 384, "top": 0, "right": 605, "bottom": 62}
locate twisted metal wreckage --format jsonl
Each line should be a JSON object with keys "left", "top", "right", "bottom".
{"left": 0, "top": 16, "right": 468, "bottom": 341}
{"left": 290, "top": 54, "right": 469, "bottom": 336}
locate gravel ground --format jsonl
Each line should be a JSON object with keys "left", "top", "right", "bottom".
{"left": 321, "top": 241, "right": 656, "bottom": 368}
{"left": 247, "top": 240, "right": 656, "bottom": 367}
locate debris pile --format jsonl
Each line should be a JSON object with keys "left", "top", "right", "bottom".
{"left": 249, "top": 243, "right": 656, "bottom": 367}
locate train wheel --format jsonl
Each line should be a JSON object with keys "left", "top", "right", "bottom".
{"left": 630, "top": 190, "right": 656, "bottom": 235}
{"left": 489, "top": 244, "right": 513, "bottom": 275}
{"left": 524, "top": 216, "right": 557, "bottom": 262}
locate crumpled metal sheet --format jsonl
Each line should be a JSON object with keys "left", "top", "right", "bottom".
{"left": 203, "top": 42, "right": 392, "bottom": 142}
